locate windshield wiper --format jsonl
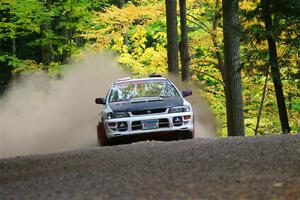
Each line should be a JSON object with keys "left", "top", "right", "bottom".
{"left": 130, "top": 97, "right": 147, "bottom": 103}
{"left": 159, "top": 95, "right": 170, "bottom": 98}
{"left": 147, "top": 96, "right": 163, "bottom": 102}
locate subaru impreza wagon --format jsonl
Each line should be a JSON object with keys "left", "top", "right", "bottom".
{"left": 95, "top": 75, "right": 194, "bottom": 146}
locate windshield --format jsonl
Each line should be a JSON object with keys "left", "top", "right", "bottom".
{"left": 108, "top": 80, "right": 180, "bottom": 102}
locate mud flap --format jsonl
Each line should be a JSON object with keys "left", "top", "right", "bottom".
{"left": 97, "top": 123, "right": 107, "bottom": 146}
{"left": 192, "top": 114, "right": 195, "bottom": 138}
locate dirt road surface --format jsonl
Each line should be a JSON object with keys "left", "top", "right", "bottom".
{"left": 1, "top": 134, "right": 300, "bottom": 200}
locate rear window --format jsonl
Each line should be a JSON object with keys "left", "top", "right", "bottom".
{"left": 108, "top": 80, "right": 180, "bottom": 102}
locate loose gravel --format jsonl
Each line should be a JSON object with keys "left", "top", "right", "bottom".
{"left": 1, "top": 134, "right": 300, "bottom": 200}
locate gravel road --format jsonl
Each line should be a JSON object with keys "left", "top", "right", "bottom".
{"left": 1, "top": 134, "right": 300, "bottom": 200}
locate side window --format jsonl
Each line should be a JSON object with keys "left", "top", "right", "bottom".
{"left": 166, "top": 82, "right": 180, "bottom": 97}
{"left": 109, "top": 90, "right": 119, "bottom": 102}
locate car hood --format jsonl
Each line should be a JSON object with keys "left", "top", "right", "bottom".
{"left": 108, "top": 97, "right": 183, "bottom": 112}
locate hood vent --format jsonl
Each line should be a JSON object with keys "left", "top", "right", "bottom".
{"left": 131, "top": 108, "right": 167, "bottom": 115}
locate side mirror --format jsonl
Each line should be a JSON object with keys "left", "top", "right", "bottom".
{"left": 95, "top": 98, "right": 106, "bottom": 105}
{"left": 182, "top": 89, "right": 192, "bottom": 97}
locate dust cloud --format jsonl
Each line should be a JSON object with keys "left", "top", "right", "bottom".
{"left": 0, "top": 53, "right": 126, "bottom": 158}
{"left": 168, "top": 76, "right": 217, "bottom": 138}
{"left": 0, "top": 53, "right": 215, "bottom": 159}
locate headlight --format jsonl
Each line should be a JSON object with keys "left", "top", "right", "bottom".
{"left": 107, "top": 112, "right": 129, "bottom": 119}
{"left": 168, "top": 106, "right": 190, "bottom": 113}
{"left": 114, "top": 112, "right": 129, "bottom": 118}
{"left": 107, "top": 113, "right": 113, "bottom": 119}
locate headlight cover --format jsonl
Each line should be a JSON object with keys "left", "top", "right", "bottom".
{"left": 107, "top": 112, "right": 129, "bottom": 119}
{"left": 168, "top": 105, "right": 190, "bottom": 113}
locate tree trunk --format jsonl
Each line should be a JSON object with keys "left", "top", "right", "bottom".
{"left": 166, "top": 0, "right": 179, "bottom": 75}
{"left": 90, "top": 0, "right": 94, "bottom": 10}
{"left": 118, "top": 0, "right": 124, "bottom": 8}
{"left": 262, "top": 0, "right": 290, "bottom": 134}
{"left": 222, "top": 0, "right": 245, "bottom": 136}
{"left": 11, "top": 14, "right": 16, "bottom": 56}
{"left": 179, "top": 0, "right": 190, "bottom": 81}
{"left": 212, "top": 0, "right": 225, "bottom": 86}
{"left": 62, "top": 0, "right": 75, "bottom": 64}
{"left": 288, "top": 93, "right": 292, "bottom": 111}
{"left": 11, "top": 38, "right": 16, "bottom": 56}
{"left": 40, "top": 24, "right": 52, "bottom": 67}
{"left": 62, "top": 26, "right": 71, "bottom": 64}
{"left": 255, "top": 73, "right": 269, "bottom": 135}
{"left": 41, "top": 0, "right": 53, "bottom": 68}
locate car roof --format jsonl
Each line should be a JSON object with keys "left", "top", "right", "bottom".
{"left": 115, "top": 77, "right": 168, "bottom": 84}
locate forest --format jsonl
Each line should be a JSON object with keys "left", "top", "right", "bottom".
{"left": 0, "top": 0, "right": 299, "bottom": 136}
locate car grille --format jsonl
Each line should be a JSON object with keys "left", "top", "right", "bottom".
{"left": 131, "top": 108, "right": 167, "bottom": 115}
{"left": 131, "top": 118, "right": 169, "bottom": 131}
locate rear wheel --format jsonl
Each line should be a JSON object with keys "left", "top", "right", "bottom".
{"left": 97, "top": 122, "right": 110, "bottom": 146}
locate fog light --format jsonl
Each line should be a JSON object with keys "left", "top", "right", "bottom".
{"left": 183, "top": 115, "right": 191, "bottom": 120}
{"left": 117, "top": 122, "right": 128, "bottom": 132}
{"left": 173, "top": 116, "right": 183, "bottom": 127}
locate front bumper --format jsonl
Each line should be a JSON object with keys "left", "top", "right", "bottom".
{"left": 103, "top": 112, "right": 193, "bottom": 139}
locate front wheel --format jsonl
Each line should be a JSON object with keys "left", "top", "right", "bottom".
{"left": 177, "top": 130, "right": 194, "bottom": 140}
{"left": 185, "top": 130, "right": 194, "bottom": 139}
{"left": 97, "top": 122, "right": 110, "bottom": 146}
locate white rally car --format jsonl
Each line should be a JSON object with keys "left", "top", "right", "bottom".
{"left": 95, "top": 75, "right": 194, "bottom": 146}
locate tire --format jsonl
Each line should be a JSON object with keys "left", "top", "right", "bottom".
{"left": 185, "top": 131, "right": 194, "bottom": 139}
{"left": 192, "top": 115, "right": 195, "bottom": 138}
{"left": 177, "top": 130, "right": 194, "bottom": 140}
{"left": 180, "top": 115, "right": 195, "bottom": 140}
{"left": 97, "top": 122, "right": 110, "bottom": 146}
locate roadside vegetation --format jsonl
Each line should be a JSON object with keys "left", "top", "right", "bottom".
{"left": 0, "top": 0, "right": 299, "bottom": 136}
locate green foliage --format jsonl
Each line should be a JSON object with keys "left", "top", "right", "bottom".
{"left": 0, "top": 0, "right": 299, "bottom": 135}
{"left": 239, "top": 0, "right": 300, "bottom": 134}
{"left": 0, "top": 0, "right": 102, "bottom": 94}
